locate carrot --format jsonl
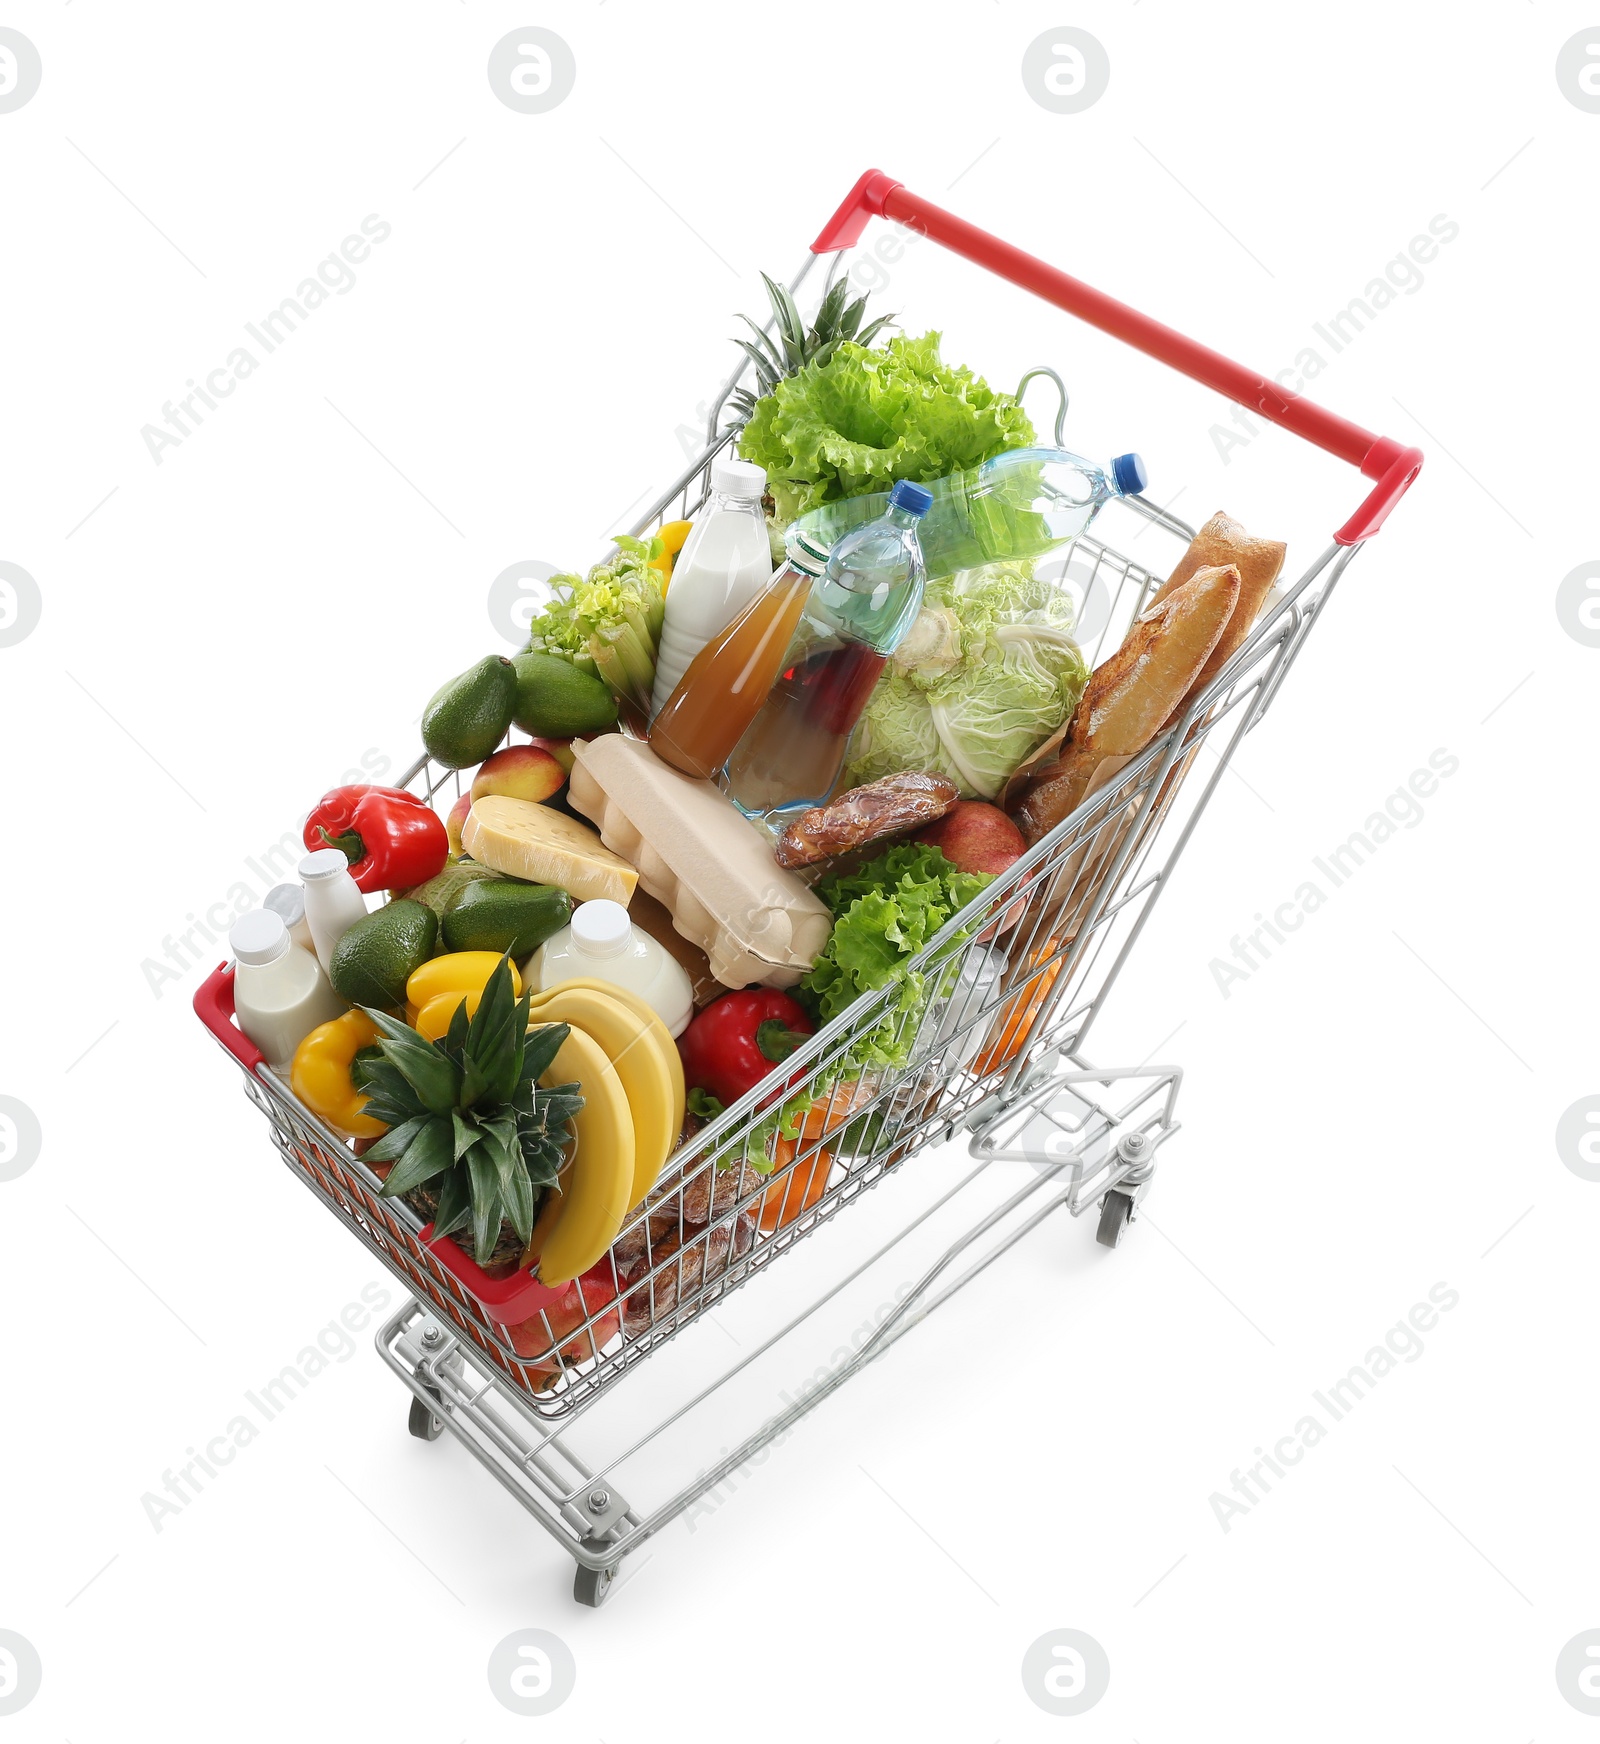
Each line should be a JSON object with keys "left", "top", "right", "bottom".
{"left": 972, "top": 938, "right": 1065, "bottom": 1077}
{"left": 758, "top": 1090, "right": 859, "bottom": 1231}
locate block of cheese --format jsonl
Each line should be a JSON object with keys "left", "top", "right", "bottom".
{"left": 463, "top": 795, "right": 638, "bottom": 905}
{"left": 568, "top": 735, "right": 831, "bottom": 989}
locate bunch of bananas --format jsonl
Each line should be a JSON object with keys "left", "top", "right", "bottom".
{"left": 522, "top": 979, "right": 685, "bottom": 1286}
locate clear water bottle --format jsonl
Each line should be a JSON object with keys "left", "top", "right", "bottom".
{"left": 724, "top": 479, "right": 933, "bottom": 820}
{"left": 788, "top": 446, "right": 1148, "bottom": 577}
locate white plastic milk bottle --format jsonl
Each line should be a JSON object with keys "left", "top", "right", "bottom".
{"left": 649, "top": 457, "right": 774, "bottom": 715}
{"left": 230, "top": 909, "right": 347, "bottom": 1073}
{"left": 529, "top": 900, "right": 695, "bottom": 1037}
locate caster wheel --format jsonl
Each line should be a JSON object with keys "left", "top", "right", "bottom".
{"left": 573, "top": 1562, "right": 616, "bottom": 1607}
{"left": 408, "top": 1394, "right": 443, "bottom": 1441}
{"left": 1096, "top": 1189, "right": 1134, "bottom": 1249}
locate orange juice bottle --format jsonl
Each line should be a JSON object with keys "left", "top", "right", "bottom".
{"left": 647, "top": 536, "right": 826, "bottom": 781}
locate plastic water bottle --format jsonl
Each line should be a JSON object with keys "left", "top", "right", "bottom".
{"left": 724, "top": 480, "right": 933, "bottom": 820}
{"left": 650, "top": 458, "right": 774, "bottom": 716}
{"left": 788, "top": 446, "right": 1148, "bottom": 577}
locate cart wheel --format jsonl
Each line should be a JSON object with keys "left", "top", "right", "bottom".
{"left": 408, "top": 1394, "right": 443, "bottom": 1441}
{"left": 1096, "top": 1189, "right": 1134, "bottom": 1249}
{"left": 573, "top": 1562, "right": 616, "bottom": 1608}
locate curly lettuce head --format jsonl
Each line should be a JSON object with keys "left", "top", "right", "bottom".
{"left": 738, "top": 332, "right": 1035, "bottom": 525}
{"left": 844, "top": 561, "right": 1088, "bottom": 800}
{"left": 525, "top": 536, "right": 665, "bottom": 713}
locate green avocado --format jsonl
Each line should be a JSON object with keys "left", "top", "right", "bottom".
{"left": 512, "top": 649, "right": 618, "bottom": 737}
{"left": 442, "top": 879, "right": 572, "bottom": 959}
{"left": 328, "top": 899, "right": 438, "bottom": 1008}
{"left": 422, "top": 656, "right": 519, "bottom": 769}
{"left": 399, "top": 857, "right": 504, "bottom": 927}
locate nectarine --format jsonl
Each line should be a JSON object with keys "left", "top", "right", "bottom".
{"left": 529, "top": 736, "right": 576, "bottom": 774}
{"left": 444, "top": 792, "right": 471, "bottom": 856}
{"left": 470, "top": 743, "right": 566, "bottom": 806}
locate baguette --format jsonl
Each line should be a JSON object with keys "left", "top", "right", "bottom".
{"left": 1012, "top": 563, "right": 1239, "bottom": 844}
{"left": 1147, "top": 511, "right": 1286, "bottom": 726}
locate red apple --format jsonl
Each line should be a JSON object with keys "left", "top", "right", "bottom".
{"left": 915, "top": 800, "right": 1025, "bottom": 873}
{"left": 914, "top": 801, "right": 1029, "bottom": 938}
{"left": 471, "top": 743, "right": 565, "bottom": 805}
{"left": 503, "top": 1264, "right": 620, "bottom": 1387}
{"left": 444, "top": 792, "right": 471, "bottom": 856}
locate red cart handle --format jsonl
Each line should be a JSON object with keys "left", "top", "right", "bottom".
{"left": 812, "top": 170, "right": 1421, "bottom": 545}
{"left": 194, "top": 961, "right": 266, "bottom": 1071}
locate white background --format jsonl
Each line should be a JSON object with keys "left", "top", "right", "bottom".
{"left": 1, "top": 1, "right": 1595, "bottom": 1736}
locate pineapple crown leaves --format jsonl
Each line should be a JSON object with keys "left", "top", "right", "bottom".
{"left": 728, "top": 272, "right": 897, "bottom": 420}
{"left": 357, "top": 955, "right": 583, "bottom": 1266}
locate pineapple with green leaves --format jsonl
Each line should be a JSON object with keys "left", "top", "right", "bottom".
{"left": 727, "top": 272, "right": 896, "bottom": 422}
{"left": 356, "top": 956, "right": 583, "bottom": 1268}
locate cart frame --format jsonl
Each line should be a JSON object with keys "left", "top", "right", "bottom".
{"left": 195, "top": 170, "right": 1419, "bottom": 1605}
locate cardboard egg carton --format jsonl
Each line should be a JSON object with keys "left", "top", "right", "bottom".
{"left": 569, "top": 735, "right": 832, "bottom": 991}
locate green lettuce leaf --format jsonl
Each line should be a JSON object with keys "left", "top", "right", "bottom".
{"left": 799, "top": 843, "right": 994, "bottom": 1061}
{"left": 738, "top": 333, "right": 1035, "bottom": 524}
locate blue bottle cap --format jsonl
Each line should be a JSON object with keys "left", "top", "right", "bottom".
{"left": 888, "top": 479, "right": 934, "bottom": 516}
{"left": 1112, "top": 452, "right": 1148, "bottom": 496}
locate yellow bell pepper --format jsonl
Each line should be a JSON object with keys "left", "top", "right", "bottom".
{"left": 415, "top": 991, "right": 479, "bottom": 1041}
{"left": 650, "top": 520, "right": 693, "bottom": 592}
{"left": 290, "top": 1010, "right": 388, "bottom": 1139}
{"left": 405, "top": 952, "right": 522, "bottom": 1040}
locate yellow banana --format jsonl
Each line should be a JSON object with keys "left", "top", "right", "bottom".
{"left": 526, "top": 984, "right": 675, "bottom": 1211}
{"left": 536, "top": 977, "right": 685, "bottom": 1138}
{"left": 519, "top": 1165, "right": 569, "bottom": 1268}
{"left": 532, "top": 1022, "right": 635, "bottom": 1287}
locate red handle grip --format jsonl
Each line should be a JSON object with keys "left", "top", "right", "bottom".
{"left": 194, "top": 962, "right": 266, "bottom": 1072}
{"left": 811, "top": 170, "right": 1421, "bottom": 543}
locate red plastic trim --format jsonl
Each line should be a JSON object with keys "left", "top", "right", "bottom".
{"left": 194, "top": 962, "right": 265, "bottom": 1070}
{"left": 422, "top": 1229, "right": 566, "bottom": 1324}
{"left": 196, "top": 960, "right": 566, "bottom": 1327}
{"left": 1336, "top": 443, "right": 1424, "bottom": 545}
{"left": 811, "top": 171, "right": 1423, "bottom": 539}
{"left": 809, "top": 168, "right": 902, "bottom": 254}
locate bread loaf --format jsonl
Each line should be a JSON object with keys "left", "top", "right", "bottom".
{"left": 1012, "top": 563, "right": 1239, "bottom": 843}
{"left": 1147, "top": 511, "right": 1286, "bottom": 726}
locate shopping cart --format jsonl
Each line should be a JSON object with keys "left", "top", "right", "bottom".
{"left": 195, "top": 169, "right": 1421, "bottom": 1606}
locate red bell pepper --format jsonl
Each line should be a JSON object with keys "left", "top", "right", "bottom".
{"left": 677, "top": 990, "right": 814, "bottom": 1108}
{"left": 304, "top": 785, "right": 449, "bottom": 894}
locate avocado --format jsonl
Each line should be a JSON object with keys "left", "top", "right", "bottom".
{"left": 399, "top": 857, "right": 504, "bottom": 927}
{"left": 422, "top": 656, "right": 519, "bottom": 769}
{"left": 328, "top": 899, "right": 438, "bottom": 1008}
{"left": 512, "top": 649, "right": 618, "bottom": 737}
{"left": 442, "top": 879, "right": 572, "bottom": 958}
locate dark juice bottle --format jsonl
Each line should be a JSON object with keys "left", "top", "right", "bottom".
{"left": 724, "top": 644, "right": 888, "bottom": 811}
